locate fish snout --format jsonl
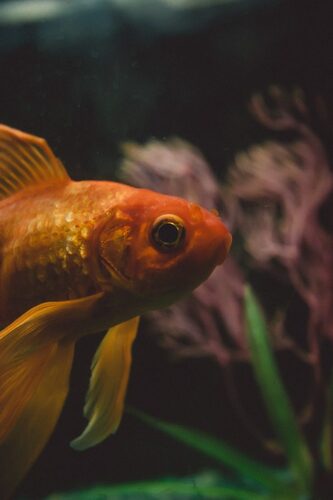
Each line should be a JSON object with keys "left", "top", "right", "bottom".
{"left": 204, "top": 211, "right": 232, "bottom": 267}
{"left": 216, "top": 230, "right": 232, "bottom": 265}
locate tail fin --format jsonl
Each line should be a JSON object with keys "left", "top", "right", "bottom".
{"left": 0, "top": 341, "right": 74, "bottom": 499}
{"left": 0, "top": 294, "right": 102, "bottom": 499}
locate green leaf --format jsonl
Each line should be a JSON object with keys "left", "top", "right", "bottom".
{"left": 244, "top": 285, "right": 313, "bottom": 494}
{"left": 128, "top": 407, "right": 284, "bottom": 492}
{"left": 46, "top": 471, "right": 269, "bottom": 500}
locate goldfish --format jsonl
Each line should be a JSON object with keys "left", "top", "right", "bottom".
{"left": 0, "top": 124, "right": 232, "bottom": 498}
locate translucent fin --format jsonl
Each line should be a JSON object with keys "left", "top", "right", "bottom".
{"left": 0, "top": 123, "right": 70, "bottom": 200}
{"left": 0, "top": 341, "right": 74, "bottom": 500}
{"left": 0, "top": 293, "right": 103, "bottom": 498}
{"left": 71, "top": 316, "right": 140, "bottom": 451}
{"left": 0, "top": 341, "right": 56, "bottom": 444}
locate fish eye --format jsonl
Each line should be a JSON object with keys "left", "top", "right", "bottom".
{"left": 151, "top": 215, "right": 186, "bottom": 251}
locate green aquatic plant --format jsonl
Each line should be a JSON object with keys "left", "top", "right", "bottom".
{"left": 243, "top": 286, "right": 313, "bottom": 495}
{"left": 46, "top": 471, "right": 274, "bottom": 500}
{"left": 127, "top": 287, "right": 315, "bottom": 499}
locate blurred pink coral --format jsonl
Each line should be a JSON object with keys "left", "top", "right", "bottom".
{"left": 228, "top": 87, "right": 333, "bottom": 351}
{"left": 120, "top": 139, "right": 221, "bottom": 210}
{"left": 147, "top": 257, "right": 248, "bottom": 365}
{"left": 119, "top": 87, "right": 333, "bottom": 364}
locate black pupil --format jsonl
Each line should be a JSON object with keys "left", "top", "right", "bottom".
{"left": 157, "top": 222, "right": 180, "bottom": 245}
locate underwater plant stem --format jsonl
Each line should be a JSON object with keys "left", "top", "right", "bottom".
{"left": 244, "top": 285, "right": 314, "bottom": 494}
{"left": 128, "top": 407, "right": 284, "bottom": 491}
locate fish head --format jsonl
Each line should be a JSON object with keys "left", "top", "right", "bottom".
{"left": 94, "top": 189, "right": 232, "bottom": 305}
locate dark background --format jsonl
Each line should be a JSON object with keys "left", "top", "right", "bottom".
{"left": 0, "top": 0, "right": 332, "bottom": 497}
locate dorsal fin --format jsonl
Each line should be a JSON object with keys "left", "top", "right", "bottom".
{"left": 0, "top": 124, "right": 70, "bottom": 200}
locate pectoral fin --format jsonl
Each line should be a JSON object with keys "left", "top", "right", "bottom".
{"left": 71, "top": 316, "right": 140, "bottom": 451}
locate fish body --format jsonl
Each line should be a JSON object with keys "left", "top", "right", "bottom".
{"left": 0, "top": 124, "right": 231, "bottom": 498}
{"left": 0, "top": 180, "right": 133, "bottom": 323}
{"left": 0, "top": 179, "right": 229, "bottom": 327}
